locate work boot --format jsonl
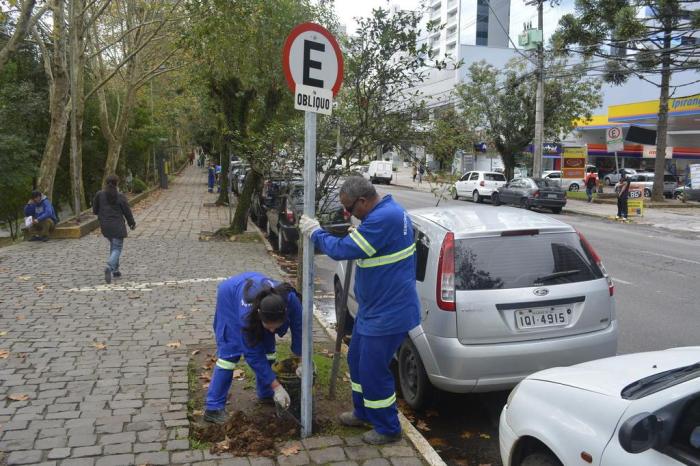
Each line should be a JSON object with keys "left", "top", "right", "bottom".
{"left": 203, "top": 409, "right": 227, "bottom": 424}
{"left": 339, "top": 411, "right": 367, "bottom": 427}
{"left": 362, "top": 429, "right": 401, "bottom": 445}
{"left": 112, "top": 271, "right": 122, "bottom": 278}
{"left": 104, "top": 267, "right": 112, "bottom": 284}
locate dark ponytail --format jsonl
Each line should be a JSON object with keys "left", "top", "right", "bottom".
{"left": 243, "top": 280, "right": 300, "bottom": 347}
{"left": 105, "top": 174, "right": 119, "bottom": 205}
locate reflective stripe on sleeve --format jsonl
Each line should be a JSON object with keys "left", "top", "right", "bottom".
{"left": 216, "top": 359, "right": 237, "bottom": 370}
{"left": 356, "top": 243, "right": 416, "bottom": 268}
{"left": 349, "top": 230, "right": 377, "bottom": 257}
{"left": 363, "top": 393, "right": 397, "bottom": 409}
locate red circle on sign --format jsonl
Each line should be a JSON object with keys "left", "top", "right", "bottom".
{"left": 608, "top": 127, "right": 621, "bottom": 139}
{"left": 282, "top": 22, "right": 344, "bottom": 97}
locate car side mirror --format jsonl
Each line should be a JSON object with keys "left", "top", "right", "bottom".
{"left": 619, "top": 413, "right": 662, "bottom": 454}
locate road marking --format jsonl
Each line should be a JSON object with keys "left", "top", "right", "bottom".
{"left": 639, "top": 251, "right": 700, "bottom": 266}
{"left": 66, "top": 276, "right": 228, "bottom": 292}
{"left": 613, "top": 277, "right": 633, "bottom": 285}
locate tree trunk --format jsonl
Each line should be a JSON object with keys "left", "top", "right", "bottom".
{"left": 103, "top": 139, "right": 124, "bottom": 179}
{"left": 69, "top": 0, "right": 87, "bottom": 215}
{"left": 0, "top": 0, "right": 38, "bottom": 74}
{"left": 230, "top": 170, "right": 261, "bottom": 234}
{"left": 216, "top": 154, "right": 230, "bottom": 205}
{"left": 36, "top": 0, "right": 70, "bottom": 200}
{"left": 651, "top": 26, "right": 672, "bottom": 202}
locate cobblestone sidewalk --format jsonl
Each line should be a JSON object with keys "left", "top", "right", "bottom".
{"left": 0, "top": 166, "right": 427, "bottom": 466}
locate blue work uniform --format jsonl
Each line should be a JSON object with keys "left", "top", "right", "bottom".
{"left": 205, "top": 272, "right": 302, "bottom": 411}
{"left": 207, "top": 166, "right": 216, "bottom": 192}
{"left": 311, "top": 195, "right": 420, "bottom": 436}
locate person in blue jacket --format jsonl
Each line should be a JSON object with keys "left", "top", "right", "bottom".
{"left": 204, "top": 272, "right": 303, "bottom": 424}
{"left": 24, "top": 190, "right": 58, "bottom": 241}
{"left": 299, "top": 176, "right": 420, "bottom": 445}
{"left": 207, "top": 162, "right": 216, "bottom": 193}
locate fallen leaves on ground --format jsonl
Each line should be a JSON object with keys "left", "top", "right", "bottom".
{"left": 202, "top": 383, "right": 209, "bottom": 389}
{"left": 192, "top": 409, "right": 203, "bottom": 416}
{"left": 479, "top": 433, "right": 491, "bottom": 439}
{"left": 7, "top": 393, "right": 30, "bottom": 401}
{"left": 215, "top": 436, "right": 231, "bottom": 452}
{"left": 416, "top": 420, "right": 430, "bottom": 431}
{"left": 191, "top": 350, "right": 200, "bottom": 356}
{"left": 15, "top": 316, "right": 25, "bottom": 321}
{"left": 34, "top": 285, "right": 45, "bottom": 292}
{"left": 0, "top": 331, "right": 6, "bottom": 336}
{"left": 199, "top": 374, "right": 212, "bottom": 382}
{"left": 460, "top": 431, "right": 473, "bottom": 439}
{"left": 127, "top": 294, "right": 140, "bottom": 299}
{"left": 0, "top": 350, "right": 9, "bottom": 359}
{"left": 17, "top": 275, "right": 31, "bottom": 281}
{"left": 166, "top": 341, "right": 181, "bottom": 349}
{"left": 279, "top": 444, "right": 300, "bottom": 456}
{"left": 428, "top": 437, "right": 448, "bottom": 447}
{"left": 92, "top": 342, "right": 107, "bottom": 350}
{"left": 175, "top": 314, "right": 187, "bottom": 320}
{"left": 196, "top": 297, "right": 206, "bottom": 302}
{"left": 232, "top": 369, "right": 245, "bottom": 379}
{"left": 190, "top": 307, "right": 201, "bottom": 312}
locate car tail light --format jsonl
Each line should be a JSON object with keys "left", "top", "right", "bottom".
{"left": 479, "top": 180, "right": 485, "bottom": 187}
{"left": 436, "top": 232, "right": 455, "bottom": 311}
{"left": 578, "top": 230, "right": 614, "bottom": 296}
{"left": 533, "top": 190, "right": 540, "bottom": 198}
{"left": 285, "top": 209, "right": 294, "bottom": 223}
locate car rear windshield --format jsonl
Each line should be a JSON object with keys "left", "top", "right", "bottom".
{"left": 485, "top": 173, "right": 506, "bottom": 181}
{"left": 455, "top": 233, "right": 603, "bottom": 290}
{"left": 664, "top": 175, "right": 677, "bottom": 182}
{"left": 533, "top": 179, "right": 558, "bottom": 188}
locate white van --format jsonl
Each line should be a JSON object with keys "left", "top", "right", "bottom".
{"left": 364, "top": 161, "right": 393, "bottom": 184}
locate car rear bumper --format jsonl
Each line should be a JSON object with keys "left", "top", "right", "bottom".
{"left": 532, "top": 198, "right": 566, "bottom": 208}
{"left": 413, "top": 320, "right": 618, "bottom": 393}
{"left": 499, "top": 406, "right": 517, "bottom": 466}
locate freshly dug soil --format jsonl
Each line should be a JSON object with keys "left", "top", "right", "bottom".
{"left": 188, "top": 342, "right": 358, "bottom": 457}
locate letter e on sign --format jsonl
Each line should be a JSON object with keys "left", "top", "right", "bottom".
{"left": 283, "top": 22, "right": 343, "bottom": 104}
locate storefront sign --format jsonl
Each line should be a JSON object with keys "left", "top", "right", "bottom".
{"left": 561, "top": 146, "right": 587, "bottom": 180}
{"left": 642, "top": 145, "right": 673, "bottom": 159}
{"left": 691, "top": 164, "right": 700, "bottom": 189}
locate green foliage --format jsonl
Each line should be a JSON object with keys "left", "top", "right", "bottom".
{"left": 425, "top": 108, "right": 475, "bottom": 170}
{"left": 457, "top": 58, "right": 601, "bottom": 179}
{"left": 132, "top": 177, "right": 148, "bottom": 194}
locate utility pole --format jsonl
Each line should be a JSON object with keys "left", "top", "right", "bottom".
{"left": 532, "top": 0, "right": 544, "bottom": 178}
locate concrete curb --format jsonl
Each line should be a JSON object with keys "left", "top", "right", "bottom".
{"left": 249, "top": 216, "right": 447, "bottom": 466}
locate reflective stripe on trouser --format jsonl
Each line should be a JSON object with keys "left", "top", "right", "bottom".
{"left": 347, "top": 331, "right": 407, "bottom": 436}
{"left": 205, "top": 356, "right": 239, "bottom": 410}
{"left": 266, "top": 352, "right": 277, "bottom": 361}
{"left": 356, "top": 243, "right": 416, "bottom": 268}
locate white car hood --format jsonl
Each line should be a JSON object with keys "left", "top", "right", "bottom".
{"left": 529, "top": 347, "right": 700, "bottom": 397}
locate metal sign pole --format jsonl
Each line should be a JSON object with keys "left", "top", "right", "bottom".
{"left": 300, "top": 110, "right": 317, "bottom": 438}
{"left": 614, "top": 151, "right": 620, "bottom": 173}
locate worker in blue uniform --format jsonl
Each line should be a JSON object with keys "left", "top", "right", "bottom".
{"left": 299, "top": 176, "right": 420, "bottom": 445}
{"left": 203, "top": 272, "right": 303, "bottom": 424}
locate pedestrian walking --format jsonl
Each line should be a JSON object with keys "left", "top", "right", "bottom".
{"left": 24, "top": 190, "right": 58, "bottom": 241}
{"left": 616, "top": 172, "right": 631, "bottom": 221}
{"left": 125, "top": 169, "right": 134, "bottom": 193}
{"left": 585, "top": 169, "right": 598, "bottom": 203}
{"left": 207, "top": 162, "right": 216, "bottom": 193}
{"left": 411, "top": 164, "right": 417, "bottom": 182}
{"left": 418, "top": 164, "right": 424, "bottom": 184}
{"left": 299, "top": 176, "right": 420, "bottom": 445}
{"left": 188, "top": 151, "right": 195, "bottom": 166}
{"left": 93, "top": 175, "right": 136, "bottom": 284}
{"left": 204, "top": 272, "right": 301, "bottom": 424}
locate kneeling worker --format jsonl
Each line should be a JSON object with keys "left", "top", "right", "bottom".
{"left": 204, "top": 272, "right": 302, "bottom": 424}
{"left": 299, "top": 176, "right": 420, "bottom": 445}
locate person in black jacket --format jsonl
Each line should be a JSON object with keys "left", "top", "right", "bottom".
{"left": 93, "top": 175, "right": 136, "bottom": 284}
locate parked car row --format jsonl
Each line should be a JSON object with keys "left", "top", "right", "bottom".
{"left": 452, "top": 171, "right": 567, "bottom": 214}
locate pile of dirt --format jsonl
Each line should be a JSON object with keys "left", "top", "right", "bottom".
{"left": 195, "top": 411, "right": 298, "bottom": 457}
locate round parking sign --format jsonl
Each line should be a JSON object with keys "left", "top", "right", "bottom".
{"left": 282, "top": 23, "right": 343, "bottom": 97}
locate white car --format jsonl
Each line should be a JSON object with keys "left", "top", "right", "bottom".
{"left": 542, "top": 170, "right": 586, "bottom": 192}
{"left": 364, "top": 160, "right": 393, "bottom": 184}
{"left": 500, "top": 347, "right": 700, "bottom": 466}
{"left": 452, "top": 171, "right": 507, "bottom": 202}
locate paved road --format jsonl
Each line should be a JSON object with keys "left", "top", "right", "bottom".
{"left": 310, "top": 183, "right": 700, "bottom": 466}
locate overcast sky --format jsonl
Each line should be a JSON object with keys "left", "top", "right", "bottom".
{"left": 333, "top": 0, "right": 575, "bottom": 44}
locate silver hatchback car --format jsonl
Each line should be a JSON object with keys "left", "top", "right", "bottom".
{"left": 334, "top": 204, "right": 618, "bottom": 409}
